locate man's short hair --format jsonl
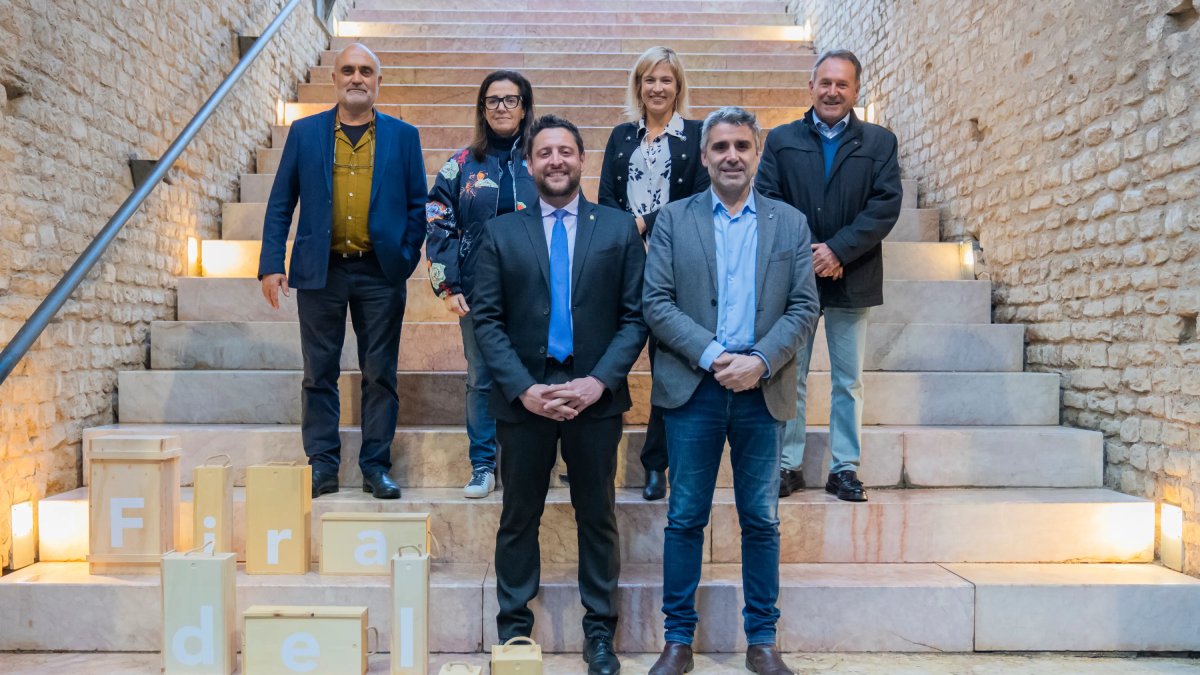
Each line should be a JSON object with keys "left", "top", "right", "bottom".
{"left": 525, "top": 114, "right": 586, "bottom": 157}
{"left": 700, "top": 106, "right": 761, "bottom": 151}
{"left": 811, "top": 49, "right": 862, "bottom": 84}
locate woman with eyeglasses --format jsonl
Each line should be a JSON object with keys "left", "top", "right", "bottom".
{"left": 426, "top": 70, "right": 538, "bottom": 498}
{"left": 598, "top": 46, "right": 709, "bottom": 502}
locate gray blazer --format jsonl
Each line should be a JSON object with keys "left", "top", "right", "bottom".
{"left": 642, "top": 189, "right": 820, "bottom": 421}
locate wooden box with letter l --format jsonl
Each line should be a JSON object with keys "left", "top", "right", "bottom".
{"left": 242, "top": 605, "right": 368, "bottom": 675}
{"left": 390, "top": 546, "right": 429, "bottom": 675}
{"left": 245, "top": 464, "right": 311, "bottom": 574}
{"left": 192, "top": 455, "right": 234, "bottom": 555}
{"left": 321, "top": 512, "right": 431, "bottom": 575}
{"left": 161, "top": 550, "right": 237, "bottom": 674}
{"left": 491, "top": 637, "right": 543, "bottom": 675}
{"left": 88, "top": 434, "right": 181, "bottom": 574}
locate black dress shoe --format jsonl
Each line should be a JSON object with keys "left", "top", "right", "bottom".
{"left": 778, "top": 468, "right": 804, "bottom": 497}
{"left": 825, "top": 470, "right": 867, "bottom": 502}
{"left": 583, "top": 635, "right": 621, "bottom": 675}
{"left": 648, "top": 642, "right": 693, "bottom": 675}
{"left": 642, "top": 469, "right": 667, "bottom": 501}
{"left": 311, "top": 468, "right": 339, "bottom": 499}
{"left": 362, "top": 471, "right": 401, "bottom": 499}
{"left": 745, "top": 644, "right": 793, "bottom": 674}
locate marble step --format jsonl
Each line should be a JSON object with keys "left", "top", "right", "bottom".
{"left": 198, "top": 238, "right": 953, "bottom": 282}
{"left": 150, "top": 319, "right": 1021, "bottom": 373}
{"left": 347, "top": 8, "right": 799, "bottom": 25}
{"left": 328, "top": 36, "right": 813, "bottom": 55}
{"left": 295, "top": 82, "right": 810, "bottom": 107}
{"left": 117, "top": 369, "right": 1059, "bottom": 426}
{"left": 36, "top": 487, "right": 1151, "bottom": 565}
{"left": 318, "top": 49, "right": 818, "bottom": 70}
{"left": 355, "top": 0, "right": 791, "bottom": 12}
{"left": 255, "top": 146, "right": 616, "bottom": 180}
{"left": 178, "top": 277, "right": 993, "bottom": 325}
{"left": 283, "top": 102, "right": 808, "bottom": 127}
{"left": 81, "top": 423, "right": 1103, "bottom": 491}
{"left": 310, "top": 65, "right": 809, "bottom": 88}
{"left": 239, "top": 172, "right": 602, "bottom": 203}
{"left": 335, "top": 21, "right": 806, "bottom": 41}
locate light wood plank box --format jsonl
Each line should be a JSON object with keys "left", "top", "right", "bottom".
{"left": 438, "top": 663, "right": 482, "bottom": 675}
{"left": 390, "top": 547, "right": 430, "bottom": 675}
{"left": 193, "top": 461, "right": 234, "bottom": 555}
{"left": 321, "top": 512, "right": 431, "bottom": 575}
{"left": 161, "top": 551, "right": 238, "bottom": 674}
{"left": 245, "top": 464, "right": 311, "bottom": 574}
{"left": 242, "top": 605, "right": 368, "bottom": 675}
{"left": 491, "top": 636, "right": 543, "bottom": 675}
{"left": 88, "top": 434, "right": 181, "bottom": 574}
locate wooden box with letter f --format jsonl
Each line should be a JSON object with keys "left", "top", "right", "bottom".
{"left": 161, "top": 550, "right": 237, "bottom": 674}
{"left": 245, "top": 464, "right": 311, "bottom": 574}
{"left": 88, "top": 434, "right": 181, "bottom": 574}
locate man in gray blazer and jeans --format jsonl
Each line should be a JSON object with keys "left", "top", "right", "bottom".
{"left": 643, "top": 106, "right": 820, "bottom": 675}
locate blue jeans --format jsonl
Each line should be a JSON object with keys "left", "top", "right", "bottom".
{"left": 297, "top": 254, "right": 405, "bottom": 476}
{"left": 460, "top": 313, "right": 497, "bottom": 471}
{"left": 781, "top": 306, "right": 870, "bottom": 475}
{"left": 662, "top": 375, "right": 783, "bottom": 646}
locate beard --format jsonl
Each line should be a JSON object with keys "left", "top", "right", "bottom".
{"left": 535, "top": 169, "right": 581, "bottom": 198}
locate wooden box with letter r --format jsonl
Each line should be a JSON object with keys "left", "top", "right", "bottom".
{"left": 245, "top": 464, "right": 311, "bottom": 574}
{"left": 88, "top": 434, "right": 181, "bottom": 574}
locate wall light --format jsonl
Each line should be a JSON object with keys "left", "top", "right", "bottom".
{"left": 276, "top": 97, "right": 287, "bottom": 127}
{"left": 37, "top": 497, "right": 88, "bottom": 562}
{"left": 9, "top": 500, "right": 36, "bottom": 571}
{"left": 186, "top": 236, "right": 200, "bottom": 277}
{"left": 1161, "top": 502, "right": 1184, "bottom": 572}
{"left": 201, "top": 240, "right": 256, "bottom": 278}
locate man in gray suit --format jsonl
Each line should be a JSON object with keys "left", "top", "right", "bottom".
{"left": 643, "top": 107, "right": 820, "bottom": 675}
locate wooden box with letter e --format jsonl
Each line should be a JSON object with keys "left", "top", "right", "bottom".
{"left": 321, "top": 512, "right": 431, "bottom": 575}
{"left": 161, "top": 550, "right": 237, "bottom": 674}
{"left": 245, "top": 464, "right": 311, "bottom": 574}
{"left": 390, "top": 546, "right": 429, "bottom": 675}
{"left": 88, "top": 434, "right": 181, "bottom": 574}
{"left": 242, "top": 605, "right": 367, "bottom": 675}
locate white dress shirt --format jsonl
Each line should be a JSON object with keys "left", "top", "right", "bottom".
{"left": 539, "top": 194, "right": 580, "bottom": 273}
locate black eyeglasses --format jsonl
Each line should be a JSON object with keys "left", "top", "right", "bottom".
{"left": 483, "top": 95, "right": 522, "bottom": 110}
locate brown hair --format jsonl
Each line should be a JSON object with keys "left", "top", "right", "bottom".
{"left": 469, "top": 70, "right": 536, "bottom": 161}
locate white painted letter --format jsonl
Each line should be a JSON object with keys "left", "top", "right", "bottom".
{"left": 267, "top": 529, "right": 292, "bottom": 565}
{"left": 353, "top": 529, "right": 387, "bottom": 566}
{"left": 110, "top": 497, "right": 144, "bottom": 548}
{"left": 202, "top": 516, "right": 217, "bottom": 550}
{"left": 281, "top": 631, "right": 319, "bottom": 672}
{"left": 172, "top": 604, "right": 215, "bottom": 666}
{"left": 397, "top": 606, "right": 415, "bottom": 668}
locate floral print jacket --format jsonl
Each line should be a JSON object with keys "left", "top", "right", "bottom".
{"left": 425, "top": 145, "right": 538, "bottom": 299}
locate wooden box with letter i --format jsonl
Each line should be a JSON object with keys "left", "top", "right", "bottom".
{"left": 245, "top": 463, "right": 311, "bottom": 574}
{"left": 88, "top": 434, "right": 181, "bottom": 574}
{"left": 161, "top": 550, "right": 237, "bottom": 674}
{"left": 192, "top": 456, "right": 234, "bottom": 555}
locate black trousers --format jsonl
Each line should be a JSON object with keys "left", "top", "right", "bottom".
{"left": 495, "top": 360, "right": 622, "bottom": 642}
{"left": 641, "top": 335, "right": 669, "bottom": 474}
{"left": 296, "top": 253, "right": 405, "bottom": 475}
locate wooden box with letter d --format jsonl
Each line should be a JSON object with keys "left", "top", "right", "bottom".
{"left": 242, "top": 605, "right": 368, "bottom": 675}
{"left": 321, "top": 512, "right": 431, "bottom": 575}
{"left": 88, "top": 434, "right": 181, "bottom": 574}
{"left": 245, "top": 464, "right": 311, "bottom": 575}
{"left": 161, "top": 550, "right": 237, "bottom": 674}
{"left": 390, "top": 546, "right": 429, "bottom": 675}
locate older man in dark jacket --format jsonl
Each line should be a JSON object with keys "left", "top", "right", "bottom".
{"left": 756, "top": 49, "right": 902, "bottom": 503}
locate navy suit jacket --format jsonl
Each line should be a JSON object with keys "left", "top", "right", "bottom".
{"left": 257, "top": 106, "right": 427, "bottom": 289}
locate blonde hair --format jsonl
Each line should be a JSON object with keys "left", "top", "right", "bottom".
{"left": 624, "top": 47, "right": 689, "bottom": 122}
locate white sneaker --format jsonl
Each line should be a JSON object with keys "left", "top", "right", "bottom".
{"left": 463, "top": 467, "right": 495, "bottom": 498}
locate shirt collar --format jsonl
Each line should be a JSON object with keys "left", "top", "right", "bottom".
{"left": 540, "top": 193, "right": 580, "bottom": 218}
{"left": 637, "top": 112, "right": 687, "bottom": 141}
{"left": 813, "top": 111, "right": 851, "bottom": 139}
{"left": 711, "top": 188, "right": 756, "bottom": 219}
{"left": 334, "top": 107, "right": 377, "bottom": 131}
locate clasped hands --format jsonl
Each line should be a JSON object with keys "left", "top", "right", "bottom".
{"left": 712, "top": 352, "right": 766, "bottom": 392}
{"left": 812, "top": 242, "right": 843, "bottom": 280}
{"left": 520, "top": 376, "right": 605, "bottom": 421}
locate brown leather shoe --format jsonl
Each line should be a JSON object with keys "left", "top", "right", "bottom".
{"left": 648, "top": 641, "right": 694, "bottom": 675}
{"left": 745, "top": 644, "right": 793, "bottom": 674}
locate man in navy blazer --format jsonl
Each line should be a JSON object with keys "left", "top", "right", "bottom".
{"left": 257, "top": 43, "right": 426, "bottom": 499}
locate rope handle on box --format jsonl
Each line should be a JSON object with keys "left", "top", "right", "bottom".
{"left": 502, "top": 636, "right": 538, "bottom": 648}
{"left": 203, "top": 453, "right": 232, "bottom": 467}
{"left": 366, "top": 626, "right": 380, "bottom": 656}
{"left": 181, "top": 541, "right": 217, "bottom": 556}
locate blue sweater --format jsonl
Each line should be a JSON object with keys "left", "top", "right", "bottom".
{"left": 822, "top": 133, "right": 842, "bottom": 179}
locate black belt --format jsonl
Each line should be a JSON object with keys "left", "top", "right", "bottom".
{"left": 546, "top": 355, "right": 574, "bottom": 368}
{"left": 331, "top": 249, "right": 374, "bottom": 259}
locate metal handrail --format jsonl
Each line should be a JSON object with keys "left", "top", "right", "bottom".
{"left": 0, "top": 0, "right": 306, "bottom": 385}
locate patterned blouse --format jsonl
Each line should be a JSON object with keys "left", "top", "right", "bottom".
{"left": 626, "top": 112, "right": 686, "bottom": 218}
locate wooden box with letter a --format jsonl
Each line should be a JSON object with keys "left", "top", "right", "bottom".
{"left": 88, "top": 434, "right": 181, "bottom": 574}
{"left": 245, "top": 464, "right": 311, "bottom": 574}
{"left": 161, "top": 550, "right": 237, "bottom": 674}
{"left": 321, "top": 512, "right": 431, "bottom": 575}
{"left": 490, "top": 637, "right": 543, "bottom": 675}
{"left": 192, "top": 456, "right": 234, "bottom": 555}
{"left": 242, "top": 605, "right": 367, "bottom": 675}
{"left": 390, "top": 546, "right": 429, "bottom": 675}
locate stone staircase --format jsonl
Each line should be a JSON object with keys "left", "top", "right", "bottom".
{"left": 4, "top": 0, "right": 1200, "bottom": 663}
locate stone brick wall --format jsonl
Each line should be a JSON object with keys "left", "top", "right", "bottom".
{"left": 0, "top": 0, "right": 345, "bottom": 569}
{"left": 791, "top": 0, "right": 1200, "bottom": 572}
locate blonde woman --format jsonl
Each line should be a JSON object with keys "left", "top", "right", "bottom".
{"left": 598, "top": 47, "right": 709, "bottom": 501}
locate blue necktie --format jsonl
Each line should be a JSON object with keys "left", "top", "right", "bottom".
{"left": 547, "top": 208, "right": 573, "bottom": 362}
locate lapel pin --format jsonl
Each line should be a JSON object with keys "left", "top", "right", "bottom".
{"left": 590, "top": 214, "right": 595, "bottom": 221}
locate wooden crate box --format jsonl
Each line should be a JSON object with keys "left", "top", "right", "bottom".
{"left": 245, "top": 464, "right": 311, "bottom": 575}
{"left": 242, "top": 605, "right": 368, "bottom": 675}
{"left": 162, "top": 551, "right": 238, "bottom": 674}
{"left": 88, "top": 434, "right": 181, "bottom": 574}
{"left": 390, "top": 547, "right": 430, "bottom": 675}
{"left": 321, "top": 512, "right": 430, "bottom": 575}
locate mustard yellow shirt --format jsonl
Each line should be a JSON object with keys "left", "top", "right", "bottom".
{"left": 331, "top": 117, "right": 375, "bottom": 254}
